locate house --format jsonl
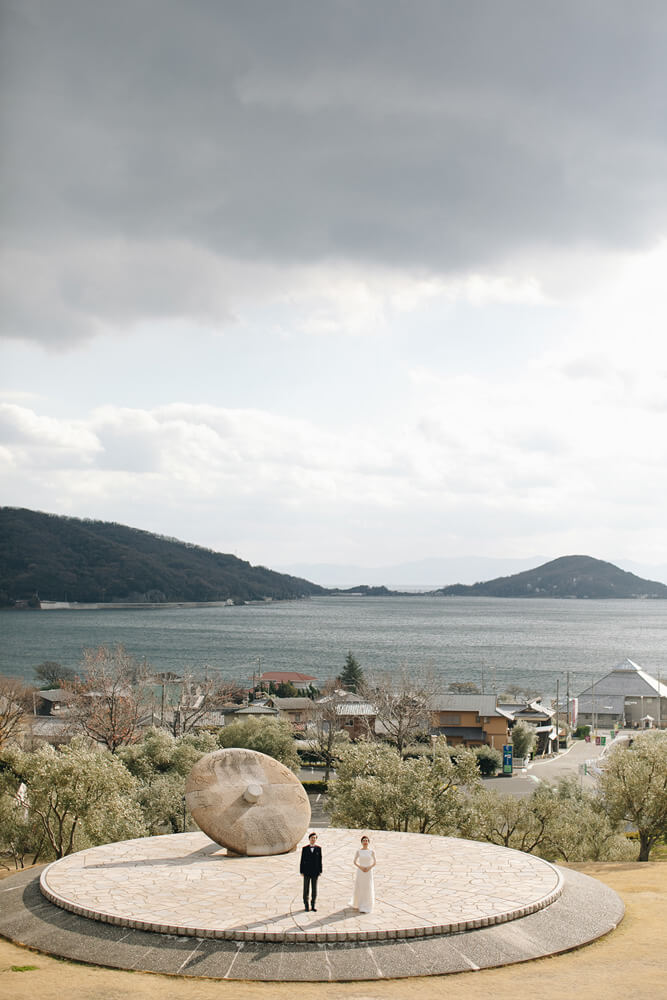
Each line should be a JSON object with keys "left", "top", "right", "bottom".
{"left": 335, "top": 701, "right": 376, "bottom": 740}
{"left": 32, "top": 688, "right": 73, "bottom": 716}
{"left": 576, "top": 659, "right": 667, "bottom": 729}
{"left": 266, "top": 696, "right": 314, "bottom": 732}
{"left": 505, "top": 701, "right": 557, "bottom": 754}
{"left": 188, "top": 703, "right": 242, "bottom": 731}
{"left": 313, "top": 690, "right": 375, "bottom": 740}
{"left": 428, "top": 694, "right": 511, "bottom": 749}
{"left": 23, "top": 715, "right": 71, "bottom": 747}
{"left": 234, "top": 704, "right": 279, "bottom": 721}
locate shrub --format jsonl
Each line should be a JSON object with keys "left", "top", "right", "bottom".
{"left": 474, "top": 745, "right": 502, "bottom": 775}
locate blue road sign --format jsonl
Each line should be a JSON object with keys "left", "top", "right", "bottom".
{"left": 503, "top": 744, "right": 513, "bottom": 775}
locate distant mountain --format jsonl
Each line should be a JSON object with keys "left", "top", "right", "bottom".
{"left": 277, "top": 555, "right": 547, "bottom": 588}
{"left": 434, "top": 555, "right": 667, "bottom": 599}
{"left": 0, "top": 508, "right": 325, "bottom": 605}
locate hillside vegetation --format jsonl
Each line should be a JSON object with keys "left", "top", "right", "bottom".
{"left": 435, "top": 555, "right": 667, "bottom": 599}
{"left": 0, "top": 508, "right": 325, "bottom": 605}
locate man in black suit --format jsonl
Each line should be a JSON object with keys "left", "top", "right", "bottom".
{"left": 299, "top": 831, "right": 322, "bottom": 911}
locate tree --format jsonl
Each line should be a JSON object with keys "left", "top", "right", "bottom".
{"left": 463, "top": 779, "right": 635, "bottom": 863}
{"left": 0, "top": 782, "right": 44, "bottom": 870}
{"left": 0, "top": 737, "right": 146, "bottom": 859}
{"left": 539, "top": 778, "right": 634, "bottom": 863}
{"left": 34, "top": 660, "right": 76, "bottom": 688}
{"left": 598, "top": 731, "right": 667, "bottom": 861}
{"left": 474, "top": 744, "right": 502, "bottom": 776}
{"left": 275, "top": 681, "right": 298, "bottom": 697}
{"left": 464, "top": 786, "right": 557, "bottom": 854}
{"left": 338, "top": 652, "right": 364, "bottom": 693}
{"left": 165, "top": 674, "right": 244, "bottom": 737}
{"left": 119, "top": 727, "right": 216, "bottom": 833}
{"left": 510, "top": 720, "right": 537, "bottom": 761}
{"left": 216, "top": 717, "right": 300, "bottom": 773}
{"left": 310, "top": 692, "right": 351, "bottom": 780}
{"left": 360, "top": 666, "right": 434, "bottom": 752}
{"left": 498, "top": 684, "right": 541, "bottom": 702}
{"left": 0, "top": 676, "right": 33, "bottom": 748}
{"left": 327, "top": 738, "right": 480, "bottom": 834}
{"left": 447, "top": 681, "right": 480, "bottom": 694}
{"left": 68, "top": 644, "right": 153, "bottom": 752}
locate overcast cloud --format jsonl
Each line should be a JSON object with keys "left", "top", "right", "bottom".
{"left": 2, "top": 1, "right": 667, "bottom": 581}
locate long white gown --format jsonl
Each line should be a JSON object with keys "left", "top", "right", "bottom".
{"left": 351, "top": 848, "right": 375, "bottom": 912}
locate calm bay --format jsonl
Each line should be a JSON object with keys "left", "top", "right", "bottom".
{"left": 2, "top": 595, "right": 666, "bottom": 697}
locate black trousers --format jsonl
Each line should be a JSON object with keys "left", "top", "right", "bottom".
{"left": 302, "top": 873, "right": 319, "bottom": 905}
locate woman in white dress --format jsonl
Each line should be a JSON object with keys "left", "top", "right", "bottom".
{"left": 351, "top": 835, "right": 376, "bottom": 913}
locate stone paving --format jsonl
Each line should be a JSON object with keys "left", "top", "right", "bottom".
{"left": 40, "top": 830, "right": 562, "bottom": 942}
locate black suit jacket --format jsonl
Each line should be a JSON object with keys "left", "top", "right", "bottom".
{"left": 300, "top": 844, "right": 322, "bottom": 876}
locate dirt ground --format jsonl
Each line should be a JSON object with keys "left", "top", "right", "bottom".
{"left": 0, "top": 862, "right": 664, "bottom": 1000}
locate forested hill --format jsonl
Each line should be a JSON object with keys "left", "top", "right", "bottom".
{"left": 0, "top": 508, "right": 325, "bottom": 605}
{"left": 435, "top": 554, "right": 667, "bottom": 599}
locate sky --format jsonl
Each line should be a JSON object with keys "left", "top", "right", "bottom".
{"left": 2, "top": 1, "right": 667, "bottom": 582}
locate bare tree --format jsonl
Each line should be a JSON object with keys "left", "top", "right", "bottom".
{"left": 310, "top": 689, "right": 351, "bottom": 780}
{"left": 166, "top": 673, "right": 245, "bottom": 736}
{"left": 34, "top": 661, "right": 76, "bottom": 688}
{"left": 0, "top": 677, "right": 33, "bottom": 748}
{"left": 68, "top": 645, "right": 153, "bottom": 752}
{"left": 360, "top": 666, "right": 436, "bottom": 753}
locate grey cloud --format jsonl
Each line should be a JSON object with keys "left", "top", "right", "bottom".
{"left": 4, "top": 2, "right": 667, "bottom": 343}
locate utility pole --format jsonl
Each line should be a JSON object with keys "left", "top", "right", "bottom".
{"left": 555, "top": 678, "right": 560, "bottom": 753}
{"left": 566, "top": 670, "right": 571, "bottom": 731}
{"left": 658, "top": 672, "right": 662, "bottom": 730}
{"left": 591, "top": 674, "right": 596, "bottom": 737}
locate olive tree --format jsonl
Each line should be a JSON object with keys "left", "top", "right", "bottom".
{"left": 327, "top": 738, "right": 480, "bottom": 834}
{"left": 1, "top": 737, "right": 146, "bottom": 859}
{"left": 540, "top": 778, "right": 635, "bottom": 862}
{"left": 474, "top": 745, "right": 502, "bottom": 776}
{"left": 510, "top": 720, "right": 537, "bottom": 762}
{"left": 119, "top": 727, "right": 217, "bottom": 833}
{"left": 464, "top": 785, "right": 558, "bottom": 854}
{"left": 0, "top": 784, "right": 44, "bottom": 869}
{"left": 464, "top": 779, "right": 635, "bottom": 862}
{"left": 598, "top": 731, "right": 667, "bottom": 861}
{"left": 217, "top": 717, "right": 300, "bottom": 773}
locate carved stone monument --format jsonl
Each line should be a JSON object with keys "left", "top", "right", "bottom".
{"left": 185, "top": 747, "right": 311, "bottom": 855}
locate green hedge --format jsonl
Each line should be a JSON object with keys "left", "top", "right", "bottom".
{"left": 301, "top": 780, "right": 329, "bottom": 794}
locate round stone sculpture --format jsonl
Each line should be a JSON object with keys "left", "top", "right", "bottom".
{"left": 185, "top": 748, "right": 311, "bottom": 856}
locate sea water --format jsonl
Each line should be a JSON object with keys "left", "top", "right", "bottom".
{"left": 2, "top": 596, "right": 666, "bottom": 697}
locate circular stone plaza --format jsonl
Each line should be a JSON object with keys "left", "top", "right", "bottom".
{"left": 0, "top": 829, "right": 624, "bottom": 982}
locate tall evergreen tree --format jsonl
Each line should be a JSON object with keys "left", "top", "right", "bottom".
{"left": 339, "top": 652, "right": 363, "bottom": 692}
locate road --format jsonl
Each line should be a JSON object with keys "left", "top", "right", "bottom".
{"left": 483, "top": 732, "right": 623, "bottom": 797}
